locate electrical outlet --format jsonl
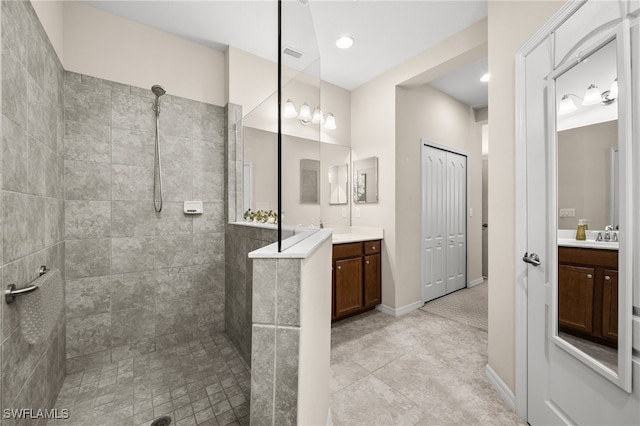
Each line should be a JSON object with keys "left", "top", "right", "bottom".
{"left": 559, "top": 208, "right": 575, "bottom": 218}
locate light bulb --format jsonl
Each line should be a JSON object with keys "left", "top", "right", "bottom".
{"left": 284, "top": 99, "right": 297, "bottom": 118}
{"left": 324, "top": 113, "right": 336, "bottom": 130}
{"left": 298, "top": 103, "right": 312, "bottom": 125}
{"left": 582, "top": 84, "right": 602, "bottom": 106}
{"left": 312, "top": 107, "right": 324, "bottom": 124}
{"left": 558, "top": 95, "right": 577, "bottom": 115}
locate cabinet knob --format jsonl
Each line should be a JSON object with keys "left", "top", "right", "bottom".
{"left": 605, "top": 275, "right": 611, "bottom": 281}
{"left": 372, "top": 246, "right": 376, "bottom": 250}
{"left": 366, "top": 260, "right": 370, "bottom": 264}
{"left": 587, "top": 274, "right": 593, "bottom": 279}
{"left": 337, "top": 266, "right": 341, "bottom": 270}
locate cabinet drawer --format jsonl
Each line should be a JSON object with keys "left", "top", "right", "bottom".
{"left": 333, "top": 242, "right": 363, "bottom": 259}
{"left": 364, "top": 240, "right": 381, "bottom": 254}
{"left": 558, "top": 247, "right": 618, "bottom": 268}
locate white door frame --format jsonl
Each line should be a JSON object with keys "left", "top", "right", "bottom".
{"left": 513, "top": 0, "right": 596, "bottom": 419}
{"left": 421, "top": 139, "right": 470, "bottom": 304}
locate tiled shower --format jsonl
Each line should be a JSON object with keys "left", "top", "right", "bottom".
{"left": 1, "top": 1, "right": 254, "bottom": 425}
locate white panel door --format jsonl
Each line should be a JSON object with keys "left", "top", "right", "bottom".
{"left": 422, "top": 146, "right": 447, "bottom": 302}
{"left": 446, "top": 152, "right": 467, "bottom": 294}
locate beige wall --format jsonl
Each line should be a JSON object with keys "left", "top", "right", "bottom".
{"left": 32, "top": 0, "right": 64, "bottom": 61}
{"left": 395, "top": 85, "right": 484, "bottom": 306}
{"left": 62, "top": 2, "right": 226, "bottom": 106}
{"left": 227, "top": 46, "right": 351, "bottom": 146}
{"left": 558, "top": 120, "right": 617, "bottom": 230}
{"left": 351, "top": 18, "right": 487, "bottom": 310}
{"left": 487, "top": 0, "right": 565, "bottom": 392}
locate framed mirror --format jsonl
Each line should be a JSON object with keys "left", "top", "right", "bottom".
{"left": 328, "top": 164, "right": 348, "bottom": 205}
{"left": 550, "top": 31, "right": 632, "bottom": 390}
{"left": 300, "top": 159, "right": 320, "bottom": 204}
{"left": 353, "top": 157, "right": 378, "bottom": 204}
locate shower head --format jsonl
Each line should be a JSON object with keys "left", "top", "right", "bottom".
{"left": 151, "top": 85, "right": 166, "bottom": 97}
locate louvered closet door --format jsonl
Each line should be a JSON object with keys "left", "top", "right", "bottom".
{"left": 422, "top": 146, "right": 447, "bottom": 301}
{"left": 446, "top": 152, "right": 466, "bottom": 294}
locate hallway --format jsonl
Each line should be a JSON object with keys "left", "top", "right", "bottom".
{"left": 330, "top": 304, "right": 524, "bottom": 425}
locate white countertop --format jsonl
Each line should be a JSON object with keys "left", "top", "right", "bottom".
{"left": 328, "top": 226, "right": 384, "bottom": 245}
{"left": 557, "top": 238, "right": 619, "bottom": 250}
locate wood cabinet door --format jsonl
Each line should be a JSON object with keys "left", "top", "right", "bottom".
{"left": 601, "top": 269, "right": 618, "bottom": 342}
{"left": 363, "top": 254, "right": 381, "bottom": 308}
{"left": 335, "top": 258, "right": 363, "bottom": 317}
{"left": 558, "top": 265, "right": 595, "bottom": 333}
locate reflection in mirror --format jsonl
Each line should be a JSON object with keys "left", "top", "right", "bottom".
{"left": 328, "top": 164, "right": 348, "bottom": 205}
{"left": 300, "top": 159, "right": 320, "bottom": 204}
{"left": 243, "top": 127, "right": 350, "bottom": 227}
{"left": 353, "top": 157, "right": 378, "bottom": 203}
{"left": 555, "top": 38, "right": 619, "bottom": 373}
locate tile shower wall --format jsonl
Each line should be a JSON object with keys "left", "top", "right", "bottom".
{"left": 63, "top": 71, "right": 227, "bottom": 372}
{"left": 0, "top": 0, "right": 66, "bottom": 420}
{"left": 224, "top": 224, "right": 294, "bottom": 365}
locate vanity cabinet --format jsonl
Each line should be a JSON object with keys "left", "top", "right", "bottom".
{"left": 558, "top": 246, "right": 618, "bottom": 346}
{"left": 332, "top": 240, "right": 382, "bottom": 321}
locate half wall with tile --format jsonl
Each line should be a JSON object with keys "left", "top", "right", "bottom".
{"left": 0, "top": 0, "right": 66, "bottom": 417}
{"left": 63, "top": 71, "right": 227, "bottom": 372}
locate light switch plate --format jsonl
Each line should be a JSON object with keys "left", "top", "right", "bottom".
{"left": 559, "top": 208, "right": 575, "bottom": 218}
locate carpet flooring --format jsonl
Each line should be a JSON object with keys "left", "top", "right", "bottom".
{"left": 420, "top": 281, "right": 488, "bottom": 331}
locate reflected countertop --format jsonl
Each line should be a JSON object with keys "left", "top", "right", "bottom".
{"left": 557, "top": 238, "right": 619, "bottom": 251}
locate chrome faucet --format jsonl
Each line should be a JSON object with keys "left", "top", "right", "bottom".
{"left": 604, "top": 232, "right": 611, "bottom": 242}
{"left": 596, "top": 232, "right": 603, "bottom": 241}
{"left": 605, "top": 224, "right": 614, "bottom": 231}
{"left": 612, "top": 232, "right": 618, "bottom": 242}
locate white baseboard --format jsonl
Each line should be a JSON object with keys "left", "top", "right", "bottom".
{"left": 376, "top": 300, "right": 423, "bottom": 317}
{"left": 468, "top": 277, "right": 485, "bottom": 288}
{"left": 485, "top": 364, "right": 515, "bottom": 410}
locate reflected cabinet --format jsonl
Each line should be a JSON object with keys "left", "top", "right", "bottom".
{"left": 558, "top": 246, "right": 618, "bottom": 347}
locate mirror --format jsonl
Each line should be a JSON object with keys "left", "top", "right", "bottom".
{"left": 243, "top": 127, "right": 351, "bottom": 227}
{"left": 328, "top": 164, "right": 348, "bottom": 205}
{"left": 353, "top": 157, "right": 378, "bottom": 203}
{"left": 300, "top": 159, "right": 320, "bottom": 204}
{"left": 554, "top": 38, "right": 622, "bottom": 375}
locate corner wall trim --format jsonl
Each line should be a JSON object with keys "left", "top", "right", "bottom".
{"left": 376, "top": 301, "right": 423, "bottom": 317}
{"left": 468, "top": 277, "right": 485, "bottom": 288}
{"left": 485, "top": 364, "right": 516, "bottom": 411}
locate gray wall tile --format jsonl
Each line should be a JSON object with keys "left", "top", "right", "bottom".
{"left": 65, "top": 276, "right": 111, "bottom": 319}
{"left": 274, "top": 328, "right": 299, "bottom": 425}
{"left": 250, "top": 325, "right": 275, "bottom": 425}
{"left": 27, "top": 136, "right": 46, "bottom": 195}
{"left": 155, "top": 235, "right": 193, "bottom": 268}
{"left": 193, "top": 233, "right": 224, "bottom": 265}
{"left": 155, "top": 267, "right": 193, "bottom": 303}
{"left": 45, "top": 198, "right": 64, "bottom": 246}
{"left": 193, "top": 141, "right": 223, "bottom": 174}
{"left": 112, "top": 164, "right": 153, "bottom": 201}
{"left": 64, "top": 159, "right": 111, "bottom": 200}
{"left": 252, "top": 259, "right": 276, "bottom": 324}
{"left": 112, "top": 128, "right": 153, "bottom": 167}
{"left": 193, "top": 202, "right": 224, "bottom": 234}
{"left": 64, "top": 121, "right": 111, "bottom": 163}
{"left": 2, "top": 192, "right": 44, "bottom": 262}
{"left": 112, "top": 201, "right": 156, "bottom": 237}
{"left": 112, "top": 237, "right": 155, "bottom": 274}
{"left": 1, "top": 1, "right": 28, "bottom": 63}
{"left": 2, "top": 114, "right": 28, "bottom": 192}
{"left": 161, "top": 168, "right": 193, "bottom": 201}
{"left": 65, "top": 200, "right": 111, "bottom": 239}
{"left": 65, "top": 238, "right": 111, "bottom": 279}
{"left": 110, "top": 271, "right": 155, "bottom": 311}
{"left": 193, "top": 171, "right": 224, "bottom": 202}
{"left": 160, "top": 134, "right": 192, "bottom": 171}
{"left": 66, "top": 313, "right": 112, "bottom": 358}
{"left": 156, "top": 202, "right": 192, "bottom": 236}
{"left": 64, "top": 80, "right": 111, "bottom": 125}
{"left": 112, "top": 91, "right": 155, "bottom": 133}
{"left": 2, "top": 50, "right": 27, "bottom": 128}
{"left": 111, "top": 307, "right": 154, "bottom": 346}
{"left": 277, "top": 259, "right": 301, "bottom": 326}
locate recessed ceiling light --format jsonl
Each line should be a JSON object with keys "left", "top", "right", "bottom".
{"left": 336, "top": 35, "right": 355, "bottom": 49}
{"left": 480, "top": 73, "right": 490, "bottom": 82}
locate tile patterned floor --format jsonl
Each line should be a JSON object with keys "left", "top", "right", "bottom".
{"left": 48, "top": 334, "right": 250, "bottom": 426}
{"left": 330, "top": 309, "right": 527, "bottom": 426}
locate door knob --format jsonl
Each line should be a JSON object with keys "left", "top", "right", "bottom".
{"left": 522, "top": 252, "right": 541, "bottom": 267}
{"left": 587, "top": 274, "right": 593, "bottom": 279}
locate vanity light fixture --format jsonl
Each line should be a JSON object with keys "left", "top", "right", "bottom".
{"left": 582, "top": 84, "right": 602, "bottom": 106}
{"left": 558, "top": 94, "right": 579, "bottom": 115}
{"left": 283, "top": 100, "right": 337, "bottom": 129}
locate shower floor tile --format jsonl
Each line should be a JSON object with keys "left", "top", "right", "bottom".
{"left": 48, "top": 333, "right": 250, "bottom": 426}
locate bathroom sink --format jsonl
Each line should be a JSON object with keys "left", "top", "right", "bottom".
{"left": 557, "top": 238, "right": 618, "bottom": 250}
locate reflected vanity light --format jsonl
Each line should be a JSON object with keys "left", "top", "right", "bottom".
{"left": 558, "top": 78, "right": 618, "bottom": 115}
{"left": 283, "top": 100, "right": 337, "bottom": 129}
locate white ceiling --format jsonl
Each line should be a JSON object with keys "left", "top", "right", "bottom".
{"left": 428, "top": 56, "right": 488, "bottom": 108}
{"left": 82, "top": 0, "right": 488, "bottom": 94}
